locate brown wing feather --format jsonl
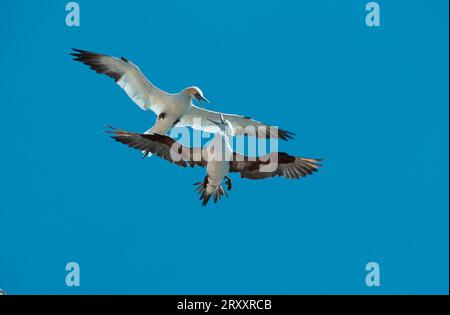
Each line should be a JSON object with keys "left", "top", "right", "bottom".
{"left": 107, "top": 126, "right": 206, "bottom": 168}
{"left": 71, "top": 49, "right": 124, "bottom": 81}
{"left": 231, "top": 152, "right": 322, "bottom": 180}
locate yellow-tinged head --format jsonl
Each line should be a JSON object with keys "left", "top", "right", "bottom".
{"left": 184, "top": 86, "right": 210, "bottom": 106}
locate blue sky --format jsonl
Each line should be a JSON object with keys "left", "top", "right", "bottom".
{"left": 0, "top": 0, "right": 448, "bottom": 294}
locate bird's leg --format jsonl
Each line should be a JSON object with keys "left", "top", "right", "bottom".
{"left": 224, "top": 176, "right": 232, "bottom": 191}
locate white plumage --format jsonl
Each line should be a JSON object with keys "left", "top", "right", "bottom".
{"left": 71, "top": 49, "right": 294, "bottom": 140}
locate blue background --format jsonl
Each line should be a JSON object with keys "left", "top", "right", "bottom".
{"left": 0, "top": 0, "right": 448, "bottom": 294}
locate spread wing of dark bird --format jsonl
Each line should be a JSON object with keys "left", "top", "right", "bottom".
{"left": 230, "top": 152, "right": 322, "bottom": 180}
{"left": 107, "top": 126, "right": 206, "bottom": 168}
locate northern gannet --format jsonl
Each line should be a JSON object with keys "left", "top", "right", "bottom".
{"left": 71, "top": 49, "right": 294, "bottom": 140}
{"left": 107, "top": 116, "right": 321, "bottom": 206}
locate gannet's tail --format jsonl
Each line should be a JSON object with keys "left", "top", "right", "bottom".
{"left": 194, "top": 176, "right": 228, "bottom": 206}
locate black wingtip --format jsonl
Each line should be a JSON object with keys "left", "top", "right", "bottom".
{"left": 70, "top": 48, "right": 85, "bottom": 57}
{"left": 104, "top": 125, "right": 120, "bottom": 134}
{"left": 70, "top": 49, "right": 84, "bottom": 62}
{"left": 279, "top": 129, "right": 295, "bottom": 141}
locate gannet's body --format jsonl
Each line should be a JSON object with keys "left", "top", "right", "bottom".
{"left": 72, "top": 49, "right": 294, "bottom": 140}
{"left": 201, "top": 123, "right": 234, "bottom": 202}
{"left": 108, "top": 116, "right": 321, "bottom": 206}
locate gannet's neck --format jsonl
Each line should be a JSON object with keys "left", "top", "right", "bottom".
{"left": 214, "top": 131, "right": 231, "bottom": 146}
{"left": 210, "top": 131, "right": 233, "bottom": 161}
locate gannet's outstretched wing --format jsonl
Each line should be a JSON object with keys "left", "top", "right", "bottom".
{"left": 230, "top": 152, "right": 321, "bottom": 179}
{"left": 107, "top": 127, "right": 206, "bottom": 168}
{"left": 71, "top": 49, "right": 168, "bottom": 114}
{"left": 178, "top": 106, "right": 295, "bottom": 141}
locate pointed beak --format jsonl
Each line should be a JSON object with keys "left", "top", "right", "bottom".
{"left": 208, "top": 119, "right": 226, "bottom": 133}
{"left": 207, "top": 119, "right": 221, "bottom": 127}
{"left": 196, "top": 94, "right": 210, "bottom": 107}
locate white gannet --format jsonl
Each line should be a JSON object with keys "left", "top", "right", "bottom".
{"left": 72, "top": 49, "right": 294, "bottom": 140}
{"left": 107, "top": 116, "right": 321, "bottom": 206}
